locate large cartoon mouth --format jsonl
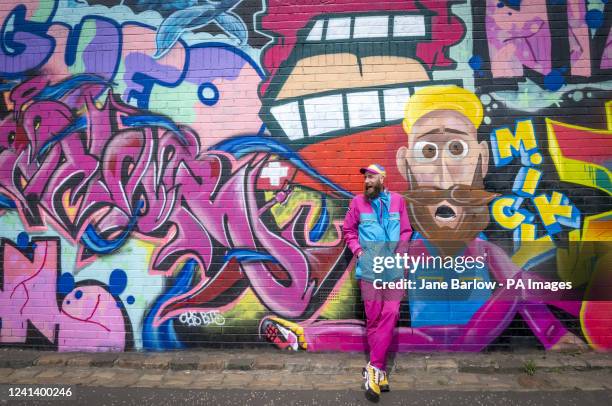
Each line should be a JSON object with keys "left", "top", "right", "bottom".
{"left": 261, "top": 12, "right": 465, "bottom": 145}
{"left": 434, "top": 205, "right": 456, "bottom": 222}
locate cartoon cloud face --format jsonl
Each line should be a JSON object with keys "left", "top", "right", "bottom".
{"left": 58, "top": 285, "right": 127, "bottom": 352}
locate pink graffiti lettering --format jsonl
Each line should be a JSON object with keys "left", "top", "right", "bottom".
{"left": 486, "top": 0, "right": 610, "bottom": 78}
{"left": 486, "top": 0, "right": 552, "bottom": 77}
{"left": 0, "top": 237, "right": 127, "bottom": 351}
{"left": 0, "top": 77, "right": 346, "bottom": 324}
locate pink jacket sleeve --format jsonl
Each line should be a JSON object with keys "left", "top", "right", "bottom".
{"left": 395, "top": 196, "right": 412, "bottom": 253}
{"left": 342, "top": 198, "right": 362, "bottom": 256}
{"left": 399, "top": 196, "right": 412, "bottom": 242}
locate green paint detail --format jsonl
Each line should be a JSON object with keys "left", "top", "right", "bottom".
{"left": 31, "top": 0, "right": 55, "bottom": 23}
{"left": 433, "top": 1, "right": 474, "bottom": 91}
{"left": 595, "top": 169, "right": 612, "bottom": 195}
{"left": 148, "top": 82, "right": 199, "bottom": 123}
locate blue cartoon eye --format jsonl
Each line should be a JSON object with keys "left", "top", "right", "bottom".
{"left": 198, "top": 82, "right": 219, "bottom": 106}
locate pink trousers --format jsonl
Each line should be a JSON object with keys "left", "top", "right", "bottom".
{"left": 360, "top": 280, "right": 404, "bottom": 371}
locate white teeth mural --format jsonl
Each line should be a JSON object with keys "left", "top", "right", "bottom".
{"left": 347, "top": 90, "right": 380, "bottom": 127}
{"left": 270, "top": 101, "right": 303, "bottom": 140}
{"left": 306, "top": 19, "right": 325, "bottom": 41}
{"left": 393, "top": 15, "right": 426, "bottom": 38}
{"left": 303, "top": 94, "right": 345, "bottom": 136}
{"left": 383, "top": 87, "right": 411, "bottom": 121}
{"left": 353, "top": 15, "right": 388, "bottom": 39}
{"left": 305, "top": 13, "right": 427, "bottom": 42}
{"left": 268, "top": 83, "right": 466, "bottom": 140}
{"left": 325, "top": 17, "right": 351, "bottom": 40}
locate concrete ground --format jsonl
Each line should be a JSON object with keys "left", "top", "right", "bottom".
{"left": 2, "top": 386, "right": 612, "bottom": 405}
{"left": 1, "top": 348, "right": 611, "bottom": 404}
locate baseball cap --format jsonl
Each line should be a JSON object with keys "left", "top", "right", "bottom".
{"left": 359, "top": 164, "right": 386, "bottom": 176}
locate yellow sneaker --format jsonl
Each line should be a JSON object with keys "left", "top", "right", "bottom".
{"left": 379, "top": 370, "right": 390, "bottom": 392}
{"left": 260, "top": 316, "right": 307, "bottom": 351}
{"left": 362, "top": 363, "right": 381, "bottom": 402}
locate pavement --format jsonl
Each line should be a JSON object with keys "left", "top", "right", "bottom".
{"left": 1, "top": 348, "right": 612, "bottom": 403}
{"left": 2, "top": 386, "right": 612, "bottom": 406}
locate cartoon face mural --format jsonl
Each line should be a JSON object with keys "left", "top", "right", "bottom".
{"left": 0, "top": 0, "right": 611, "bottom": 353}
{"left": 396, "top": 86, "right": 494, "bottom": 244}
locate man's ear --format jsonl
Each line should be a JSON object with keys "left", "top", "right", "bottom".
{"left": 478, "top": 141, "right": 490, "bottom": 178}
{"left": 396, "top": 146, "right": 409, "bottom": 181}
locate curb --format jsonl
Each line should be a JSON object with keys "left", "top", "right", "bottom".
{"left": 1, "top": 349, "right": 611, "bottom": 375}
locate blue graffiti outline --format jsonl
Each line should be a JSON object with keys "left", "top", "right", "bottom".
{"left": 35, "top": 74, "right": 112, "bottom": 101}
{"left": 80, "top": 199, "right": 144, "bottom": 255}
{"left": 36, "top": 116, "right": 88, "bottom": 160}
{"left": 223, "top": 249, "right": 279, "bottom": 263}
{"left": 142, "top": 258, "right": 198, "bottom": 350}
{"left": 0, "top": 194, "right": 16, "bottom": 209}
{"left": 64, "top": 15, "right": 123, "bottom": 82}
{"left": 511, "top": 166, "right": 543, "bottom": 198}
{"left": 533, "top": 192, "right": 581, "bottom": 235}
{"left": 212, "top": 136, "right": 353, "bottom": 199}
{"left": 0, "top": 4, "right": 58, "bottom": 77}
{"left": 309, "top": 195, "right": 329, "bottom": 243}
{"left": 197, "top": 82, "right": 220, "bottom": 106}
{"left": 120, "top": 114, "right": 188, "bottom": 145}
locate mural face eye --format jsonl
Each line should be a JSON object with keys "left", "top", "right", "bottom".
{"left": 414, "top": 141, "right": 438, "bottom": 162}
{"left": 8, "top": 131, "right": 15, "bottom": 146}
{"left": 447, "top": 140, "right": 468, "bottom": 159}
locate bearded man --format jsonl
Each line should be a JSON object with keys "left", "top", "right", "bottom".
{"left": 342, "top": 163, "right": 412, "bottom": 402}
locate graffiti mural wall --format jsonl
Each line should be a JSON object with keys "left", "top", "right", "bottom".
{"left": 0, "top": 0, "right": 610, "bottom": 352}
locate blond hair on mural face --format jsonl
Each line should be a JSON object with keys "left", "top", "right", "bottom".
{"left": 402, "top": 85, "right": 484, "bottom": 135}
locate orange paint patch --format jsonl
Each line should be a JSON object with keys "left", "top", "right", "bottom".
{"left": 3, "top": 92, "right": 13, "bottom": 111}
{"left": 582, "top": 217, "right": 612, "bottom": 241}
{"left": 62, "top": 189, "right": 83, "bottom": 223}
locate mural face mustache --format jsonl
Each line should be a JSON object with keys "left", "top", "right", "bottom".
{"left": 403, "top": 185, "right": 499, "bottom": 208}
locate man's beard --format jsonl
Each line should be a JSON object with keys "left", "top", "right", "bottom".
{"left": 404, "top": 184, "right": 498, "bottom": 255}
{"left": 365, "top": 182, "right": 383, "bottom": 199}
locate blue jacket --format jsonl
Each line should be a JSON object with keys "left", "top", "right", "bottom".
{"left": 343, "top": 190, "right": 412, "bottom": 280}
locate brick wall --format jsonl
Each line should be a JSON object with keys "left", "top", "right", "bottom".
{"left": 0, "top": 0, "right": 610, "bottom": 352}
